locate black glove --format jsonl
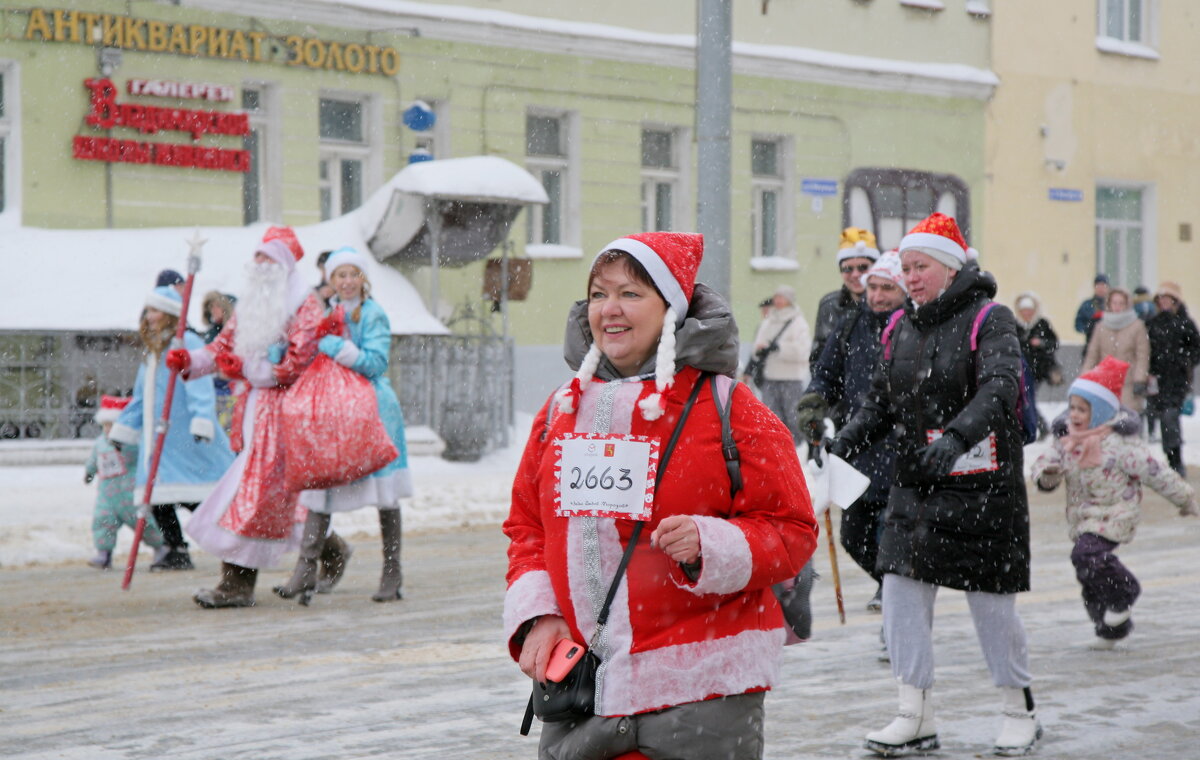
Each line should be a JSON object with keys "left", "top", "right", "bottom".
{"left": 84, "top": 472, "right": 95, "bottom": 484}
{"left": 1132, "top": 381, "right": 1147, "bottom": 397}
{"left": 1050, "top": 412, "right": 1070, "bottom": 438}
{"left": 795, "top": 393, "right": 829, "bottom": 438}
{"left": 826, "top": 436, "right": 852, "bottom": 461}
{"left": 110, "top": 440, "right": 123, "bottom": 453}
{"left": 919, "top": 432, "right": 968, "bottom": 477}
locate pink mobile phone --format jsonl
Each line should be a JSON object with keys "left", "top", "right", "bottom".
{"left": 545, "top": 638, "right": 586, "bottom": 683}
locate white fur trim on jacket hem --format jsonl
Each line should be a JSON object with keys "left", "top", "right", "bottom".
{"left": 597, "top": 626, "right": 784, "bottom": 717}
{"left": 189, "top": 417, "right": 215, "bottom": 442}
{"left": 333, "top": 340, "right": 361, "bottom": 368}
{"left": 109, "top": 423, "right": 139, "bottom": 446}
{"left": 675, "top": 515, "right": 753, "bottom": 596}
{"left": 503, "top": 570, "right": 562, "bottom": 645}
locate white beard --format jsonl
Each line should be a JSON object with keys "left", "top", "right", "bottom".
{"left": 234, "top": 262, "right": 291, "bottom": 361}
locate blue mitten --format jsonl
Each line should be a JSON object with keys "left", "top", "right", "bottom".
{"left": 266, "top": 341, "right": 287, "bottom": 365}
{"left": 318, "top": 335, "right": 345, "bottom": 357}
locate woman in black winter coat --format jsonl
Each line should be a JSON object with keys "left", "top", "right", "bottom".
{"left": 829, "top": 214, "right": 1040, "bottom": 758}
{"left": 1146, "top": 282, "right": 1200, "bottom": 476}
{"left": 1014, "top": 292, "right": 1061, "bottom": 385}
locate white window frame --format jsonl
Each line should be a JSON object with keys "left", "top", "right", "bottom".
{"left": 241, "top": 82, "right": 281, "bottom": 225}
{"left": 0, "top": 61, "right": 21, "bottom": 227}
{"left": 1096, "top": 0, "right": 1159, "bottom": 59}
{"left": 411, "top": 98, "right": 450, "bottom": 160}
{"left": 1095, "top": 181, "right": 1156, "bottom": 290}
{"left": 640, "top": 125, "right": 687, "bottom": 233}
{"left": 525, "top": 108, "right": 581, "bottom": 258}
{"left": 318, "top": 91, "right": 379, "bottom": 221}
{"left": 750, "top": 136, "right": 794, "bottom": 262}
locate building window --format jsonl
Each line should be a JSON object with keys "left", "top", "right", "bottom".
{"left": 751, "top": 138, "right": 788, "bottom": 258}
{"left": 525, "top": 112, "right": 570, "bottom": 246}
{"left": 843, "top": 168, "right": 970, "bottom": 251}
{"left": 1099, "top": 0, "right": 1152, "bottom": 44}
{"left": 1096, "top": 185, "right": 1146, "bottom": 289}
{"left": 319, "top": 96, "right": 369, "bottom": 220}
{"left": 641, "top": 128, "right": 681, "bottom": 232}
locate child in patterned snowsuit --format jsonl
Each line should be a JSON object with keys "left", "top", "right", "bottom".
{"left": 1032, "top": 357, "right": 1197, "bottom": 648}
{"left": 84, "top": 396, "right": 164, "bottom": 569}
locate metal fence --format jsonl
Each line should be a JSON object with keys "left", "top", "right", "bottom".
{"left": 0, "top": 330, "right": 514, "bottom": 455}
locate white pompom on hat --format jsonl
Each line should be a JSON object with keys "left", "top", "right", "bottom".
{"left": 555, "top": 232, "right": 704, "bottom": 421}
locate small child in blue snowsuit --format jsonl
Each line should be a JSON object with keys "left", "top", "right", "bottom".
{"left": 84, "top": 396, "right": 164, "bottom": 569}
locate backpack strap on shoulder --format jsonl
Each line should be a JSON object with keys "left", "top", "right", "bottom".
{"left": 970, "top": 302, "right": 999, "bottom": 351}
{"left": 880, "top": 309, "right": 905, "bottom": 361}
{"left": 709, "top": 374, "right": 743, "bottom": 498}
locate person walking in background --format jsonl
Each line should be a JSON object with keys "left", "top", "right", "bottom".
{"left": 201, "top": 291, "right": 237, "bottom": 435}
{"left": 797, "top": 251, "right": 907, "bottom": 613}
{"left": 108, "top": 287, "right": 235, "bottom": 572}
{"left": 829, "top": 213, "right": 1041, "bottom": 757}
{"left": 1075, "top": 274, "right": 1110, "bottom": 353}
{"left": 505, "top": 232, "right": 816, "bottom": 759}
{"left": 810, "top": 227, "right": 879, "bottom": 363}
{"left": 275, "top": 247, "right": 412, "bottom": 604}
{"left": 1032, "top": 357, "right": 1197, "bottom": 650}
{"left": 168, "top": 227, "right": 324, "bottom": 609}
{"left": 1082, "top": 287, "right": 1150, "bottom": 417}
{"left": 1133, "top": 285, "right": 1161, "bottom": 440}
{"left": 751, "top": 284, "right": 811, "bottom": 443}
{"left": 1014, "top": 291, "right": 1062, "bottom": 437}
{"left": 85, "top": 396, "right": 165, "bottom": 570}
{"left": 1133, "top": 285, "right": 1156, "bottom": 321}
{"left": 1146, "top": 282, "right": 1200, "bottom": 476}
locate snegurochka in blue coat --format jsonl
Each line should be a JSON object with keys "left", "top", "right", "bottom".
{"left": 110, "top": 286, "right": 236, "bottom": 570}
{"left": 275, "top": 247, "right": 412, "bottom": 605}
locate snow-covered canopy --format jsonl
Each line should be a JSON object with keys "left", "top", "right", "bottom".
{"left": 0, "top": 210, "right": 448, "bottom": 335}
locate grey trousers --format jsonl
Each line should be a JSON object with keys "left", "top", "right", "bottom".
{"left": 537, "top": 692, "right": 765, "bottom": 760}
{"left": 759, "top": 379, "right": 807, "bottom": 444}
{"left": 882, "top": 574, "right": 1031, "bottom": 691}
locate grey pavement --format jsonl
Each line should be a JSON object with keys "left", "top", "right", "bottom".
{"left": 2, "top": 478, "right": 1198, "bottom": 759}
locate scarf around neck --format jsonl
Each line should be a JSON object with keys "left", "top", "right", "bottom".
{"left": 1101, "top": 309, "right": 1137, "bottom": 331}
{"left": 1060, "top": 422, "right": 1113, "bottom": 469}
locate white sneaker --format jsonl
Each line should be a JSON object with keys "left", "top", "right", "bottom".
{"left": 1103, "top": 607, "right": 1132, "bottom": 627}
{"left": 1088, "top": 636, "right": 1117, "bottom": 651}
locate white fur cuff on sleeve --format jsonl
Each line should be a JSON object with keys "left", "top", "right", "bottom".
{"left": 676, "top": 515, "right": 753, "bottom": 596}
{"left": 109, "top": 423, "right": 139, "bottom": 446}
{"left": 503, "top": 570, "right": 561, "bottom": 641}
{"left": 333, "top": 341, "right": 361, "bottom": 368}
{"left": 190, "top": 417, "right": 215, "bottom": 442}
{"left": 187, "top": 347, "right": 215, "bottom": 378}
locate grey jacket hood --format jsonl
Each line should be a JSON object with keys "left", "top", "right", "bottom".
{"left": 563, "top": 282, "right": 740, "bottom": 381}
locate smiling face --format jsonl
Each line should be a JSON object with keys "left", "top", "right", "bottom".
{"left": 1107, "top": 291, "right": 1129, "bottom": 312}
{"left": 587, "top": 257, "right": 668, "bottom": 378}
{"left": 839, "top": 257, "right": 873, "bottom": 295}
{"left": 330, "top": 264, "right": 366, "bottom": 302}
{"left": 901, "top": 250, "right": 956, "bottom": 306}
{"left": 865, "top": 277, "right": 906, "bottom": 313}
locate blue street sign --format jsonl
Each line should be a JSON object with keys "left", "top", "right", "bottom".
{"left": 801, "top": 178, "right": 839, "bottom": 197}
{"left": 1048, "top": 188, "right": 1084, "bottom": 202}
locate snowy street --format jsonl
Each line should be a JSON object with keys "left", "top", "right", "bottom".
{"left": 3, "top": 424, "right": 1200, "bottom": 759}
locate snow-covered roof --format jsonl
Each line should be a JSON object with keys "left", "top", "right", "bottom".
{"left": 389, "top": 156, "right": 549, "bottom": 205}
{"left": 1, "top": 212, "right": 449, "bottom": 335}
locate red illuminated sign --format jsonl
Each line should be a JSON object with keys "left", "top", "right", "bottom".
{"left": 74, "top": 78, "right": 250, "bottom": 173}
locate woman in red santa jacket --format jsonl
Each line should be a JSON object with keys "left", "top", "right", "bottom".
{"left": 503, "top": 232, "right": 817, "bottom": 759}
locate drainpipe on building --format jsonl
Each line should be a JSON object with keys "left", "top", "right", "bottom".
{"left": 695, "top": 0, "right": 732, "bottom": 300}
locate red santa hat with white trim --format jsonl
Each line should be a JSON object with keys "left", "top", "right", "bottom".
{"left": 1069, "top": 356, "right": 1128, "bottom": 424}
{"left": 899, "top": 213, "right": 975, "bottom": 270}
{"left": 555, "top": 232, "right": 703, "bottom": 421}
{"left": 94, "top": 395, "right": 131, "bottom": 424}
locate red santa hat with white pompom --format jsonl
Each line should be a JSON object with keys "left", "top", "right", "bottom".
{"left": 94, "top": 395, "right": 131, "bottom": 424}
{"left": 555, "top": 232, "right": 703, "bottom": 421}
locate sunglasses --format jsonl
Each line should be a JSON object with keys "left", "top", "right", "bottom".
{"left": 840, "top": 263, "right": 871, "bottom": 274}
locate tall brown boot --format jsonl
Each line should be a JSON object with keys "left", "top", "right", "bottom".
{"left": 316, "top": 532, "right": 354, "bottom": 594}
{"left": 372, "top": 508, "right": 403, "bottom": 602}
{"left": 193, "top": 562, "right": 258, "bottom": 609}
{"left": 273, "top": 510, "right": 331, "bottom": 605}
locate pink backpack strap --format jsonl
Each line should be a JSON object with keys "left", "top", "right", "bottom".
{"left": 970, "top": 302, "right": 999, "bottom": 351}
{"left": 880, "top": 309, "right": 905, "bottom": 360}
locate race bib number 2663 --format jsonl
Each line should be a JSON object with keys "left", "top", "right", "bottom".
{"left": 553, "top": 434, "right": 660, "bottom": 520}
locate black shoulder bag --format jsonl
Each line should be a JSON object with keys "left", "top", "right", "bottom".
{"left": 520, "top": 374, "right": 708, "bottom": 735}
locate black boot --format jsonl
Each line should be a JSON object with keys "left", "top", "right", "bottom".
{"left": 194, "top": 562, "right": 258, "bottom": 608}
{"left": 316, "top": 532, "right": 354, "bottom": 594}
{"left": 274, "top": 511, "right": 331, "bottom": 605}
{"left": 372, "top": 509, "right": 403, "bottom": 602}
